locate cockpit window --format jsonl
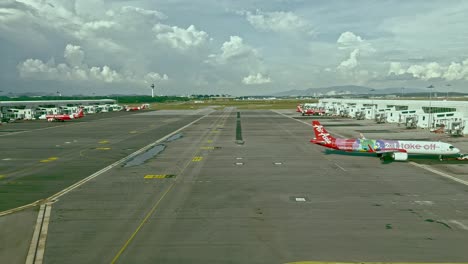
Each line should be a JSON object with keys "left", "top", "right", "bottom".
{"left": 449, "top": 146, "right": 454, "bottom": 149}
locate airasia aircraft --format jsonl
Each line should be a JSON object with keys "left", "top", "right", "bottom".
{"left": 125, "top": 104, "right": 149, "bottom": 111}
{"left": 45, "top": 108, "right": 84, "bottom": 122}
{"left": 296, "top": 104, "right": 325, "bottom": 116}
{"left": 311, "top": 120, "right": 460, "bottom": 161}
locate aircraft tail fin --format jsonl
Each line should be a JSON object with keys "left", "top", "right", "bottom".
{"left": 296, "top": 104, "right": 303, "bottom": 113}
{"left": 311, "top": 120, "right": 336, "bottom": 145}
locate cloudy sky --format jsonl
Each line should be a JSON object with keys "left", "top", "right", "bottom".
{"left": 1, "top": 0, "right": 468, "bottom": 96}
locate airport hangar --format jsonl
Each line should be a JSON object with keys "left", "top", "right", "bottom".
{"left": 0, "top": 99, "right": 120, "bottom": 121}
{"left": 317, "top": 99, "right": 468, "bottom": 135}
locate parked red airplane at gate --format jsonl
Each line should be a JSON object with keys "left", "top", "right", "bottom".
{"left": 125, "top": 104, "right": 149, "bottom": 111}
{"left": 46, "top": 108, "right": 84, "bottom": 122}
{"left": 296, "top": 104, "right": 325, "bottom": 116}
{"left": 310, "top": 120, "right": 460, "bottom": 161}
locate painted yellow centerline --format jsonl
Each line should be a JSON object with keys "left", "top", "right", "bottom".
{"left": 192, "top": 156, "right": 203, "bottom": 162}
{"left": 40, "top": 157, "right": 59, "bottom": 163}
{"left": 111, "top": 109, "right": 230, "bottom": 263}
{"left": 110, "top": 183, "right": 175, "bottom": 264}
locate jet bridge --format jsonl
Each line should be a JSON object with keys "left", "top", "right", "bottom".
{"left": 375, "top": 113, "right": 386, "bottom": 124}
{"left": 448, "top": 122, "right": 465, "bottom": 137}
{"left": 405, "top": 116, "right": 418, "bottom": 129}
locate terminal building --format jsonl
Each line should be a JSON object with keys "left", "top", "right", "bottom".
{"left": 0, "top": 99, "right": 120, "bottom": 121}
{"left": 317, "top": 99, "right": 468, "bottom": 135}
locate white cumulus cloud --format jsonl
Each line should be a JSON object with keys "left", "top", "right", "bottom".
{"left": 18, "top": 44, "right": 168, "bottom": 85}
{"left": 242, "top": 73, "right": 271, "bottom": 85}
{"left": 388, "top": 62, "right": 406, "bottom": 75}
{"left": 337, "top": 31, "right": 363, "bottom": 46}
{"left": 243, "top": 10, "right": 313, "bottom": 34}
{"left": 337, "top": 49, "right": 359, "bottom": 71}
{"left": 64, "top": 44, "right": 85, "bottom": 67}
{"left": 207, "top": 36, "right": 258, "bottom": 64}
{"left": 153, "top": 24, "right": 209, "bottom": 50}
{"left": 144, "top": 72, "right": 169, "bottom": 84}
{"left": 388, "top": 60, "right": 468, "bottom": 81}
{"left": 337, "top": 31, "right": 375, "bottom": 54}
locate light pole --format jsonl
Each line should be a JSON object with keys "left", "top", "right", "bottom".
{"left": 427, "top": 84, "right": 434, "bottom": 129}
{"left": 151, "top": 83, "right": 155, "bottom": 98}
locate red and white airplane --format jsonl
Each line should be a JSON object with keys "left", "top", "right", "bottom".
{"left": 296, "top": 104, "right": 325, "bottom": 116}
{"left": 311, "top": 120, "right": 460, "bottom": 161}
{"left": 44, "top": 108, "right": 84, "bottom": 122}
{"left": 125, "top": 104, "right": 149, "bottom": 111}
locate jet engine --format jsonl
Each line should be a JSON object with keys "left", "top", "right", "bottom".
{"left": 392, "top": 152, "right": 408, "bottom": 161}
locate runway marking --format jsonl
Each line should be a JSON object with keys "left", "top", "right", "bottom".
{"left": 409, "top": 161, "right": 468, "bottom": 187}
{"left": 99, "top": 140, "right": 109, "bottom": 144}
{"left": 129, "top": 130, "right": 138, "bottom": 134}
{"left": 192, "top": 156, "right": 203, "bottom": 162}
{"left": 111, "top": 181, "right": 175, "bottom": 264}
{"left": 271, "top": 110, "right": 346, "bottom": 138}
{"left": 200, "top": 146, "right": 215, "bottom": 150}
{"left": 449, "top": 220, "right": 468, "bottom": 231}
{"left": 26, "top": 203, "right": 52, "bottom": 264}
{"left": 334, "top": 162, "right": 347, "bottom": 171}
{"left": 111, "top": 109, "right": 231, "bottom": 263}
{"left": 35, "top": 203, "right": 52, "bottom": 264}
{"left": 0, "top": 114, "right": 210, "bottom": 218}
{"left": 39, "top": 157, "right": 59, "bottom": 163}
{"left": 144, "top": 174, "right": 175, "bottom": 179}
{"left": 96, "top": 147, "right": 111, "bottom": 150}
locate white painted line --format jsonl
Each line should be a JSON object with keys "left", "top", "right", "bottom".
{"left": 0, "top": 200, "right": 43, "bottom": 217}
{"left": 295, "top": 198, "right": 306, "bottom": 202}
{"left": 34, "top": 204, "right": 52, "bottom": 264}
{"left": 235, "top": 162, "right": 244, "bottom": 165}
{"left": 0, "top": 113, "right": 210, "bottom": 217}
{"left": 271, "top": 110, "right": 346, "bottom": 138}
{"left": 25, "top": 204, "right": 45, "bottom": 264}
{"left": 409, "top": 161, "right": 468, "bottom": 187}
{"left": 449, "top": 220, "right": 468, "bottom": 231}
{"left": 334, "top": 163, "right": 347, "bottom": 171}
{"left": 2, "top": 158, "right": 12, "bottom": 161}
{"left": 48, "top": 114, "right": 209, "bottom": 201}
{"left": 0, "top": 122, "right": 82, "bottom": 137}
{"left": 414, "top": 200, "right": 434, "bottom": 206}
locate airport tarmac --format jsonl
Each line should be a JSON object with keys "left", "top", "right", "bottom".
{"left": 1, "top": 109, "right": 468, "bottom": 263}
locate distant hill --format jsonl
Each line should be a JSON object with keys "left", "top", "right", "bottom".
{"left": 270, "top": 85, "right": 427, "bottom": 97}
